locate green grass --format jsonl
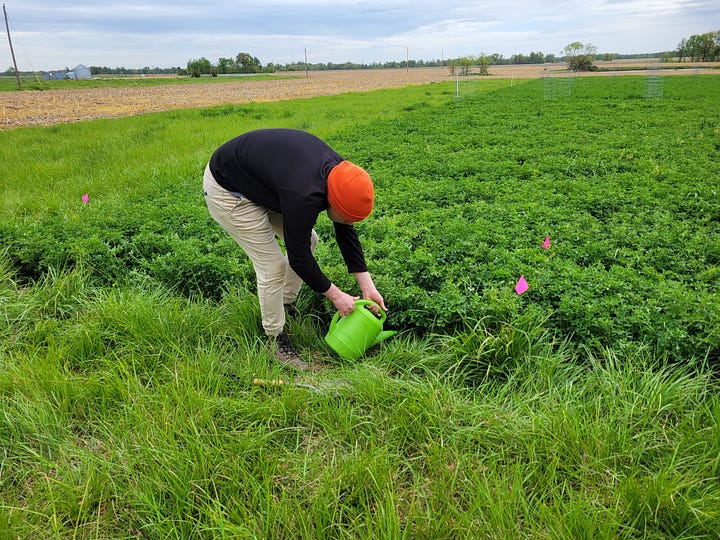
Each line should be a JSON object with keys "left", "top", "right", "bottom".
{"left": 1, "top": 75, "right": 720, "bottom": 537}
{"left": 0, "top": 73, "right": 291, "bottom": 92}
{"left": 0, "top": 80, "right": 466, "bottom": 219}
{"left": 1, "top": 265, "right": 718, "bottom": 537}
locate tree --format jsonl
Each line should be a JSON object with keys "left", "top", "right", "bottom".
{"left": 186, "top": 57, "right": 213, "bottom": 77}
{"left": 448, "top": 54, "right": 489, "bottom": 76}
{"left": 687, "top": 31, "right": 719, "bottom": 61}
{"left": 489, "top": 53, "right": 504, "bottom": 64}
{"left": 235, "top": 52, "right": 261, "bottom": 74}
{"left": 217, "top": 57, "right": 235, "bottom": 74}
{"left": 563, "top": 41, "right": 598, "bottom": 71}
{"left": 528, "top": 51, "right": 545, "bottom": 64}
{"left": 477, "top": 54, "right": 490, "bottom": 75}
{"left": 676, "top": 38, "right": 688, "bottom": 62}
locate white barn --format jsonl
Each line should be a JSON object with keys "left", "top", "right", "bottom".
{"left": 71, "top": 64, "right": 92, "bottom": 79}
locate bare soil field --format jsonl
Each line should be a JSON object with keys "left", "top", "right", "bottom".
{"left": 1, "top": 61, "right": 717, "bottom": 130}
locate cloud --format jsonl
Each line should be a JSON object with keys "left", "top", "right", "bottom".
{"left": 5, "top": 0, "right": 718, "bottom": 70}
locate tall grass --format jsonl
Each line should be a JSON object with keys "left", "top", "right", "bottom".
{"left": 1, "top": 263, "right": 719, "bottom": 538}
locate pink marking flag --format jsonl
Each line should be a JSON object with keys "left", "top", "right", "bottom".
{"left": 542, "top": 235, "right": 551, "bottom": 249}
{"left": 82, "top": 193, "right": 89, "bottom": 205}
{"left": 515, "top": 275, "right": 529, "bottom": 295}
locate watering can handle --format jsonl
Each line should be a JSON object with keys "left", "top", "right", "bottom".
{"left": 329, "top": 299, "right": 386, "bottom": 329}
{"left": 329, "top": 310, "right": 340, "bottom": 332}
{"left": 355, "top": 299, "right": 386, "bottom": 323}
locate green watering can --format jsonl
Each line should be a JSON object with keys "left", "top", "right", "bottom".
{"left": 325, "top": 300, "right": 396, "bottom": 360}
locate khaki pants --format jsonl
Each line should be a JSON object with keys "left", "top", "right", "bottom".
{"left": 203, "top": 164, "right": 318, "bottom": 336}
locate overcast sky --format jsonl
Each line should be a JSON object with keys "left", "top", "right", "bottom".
{"left": 4, "top": 1, "right": 718, "bottom": 70}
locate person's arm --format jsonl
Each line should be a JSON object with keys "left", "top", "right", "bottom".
{"left": 281, "top": 192, "right": 332, "bottom": 293}
{"left": 354, "top": 271, "right": 387, "bottom": 313}
{"left": 330, "top": 223, "right": 387, "bottom": 315}
{"left": 323, "top": 272, "right": 386, "bottom": 317}
{"left": 323, "top": 283, "right": 359, "bottom": 317}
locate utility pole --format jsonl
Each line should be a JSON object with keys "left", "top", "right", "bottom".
{"left": 3, "top": 3, "right": 20, "bottom": 89}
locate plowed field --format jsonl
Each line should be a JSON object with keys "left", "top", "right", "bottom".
{"left": 2, "top": 62, "right": 716, "bottom": 129}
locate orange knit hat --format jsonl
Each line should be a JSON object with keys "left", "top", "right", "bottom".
{"left": 327, "top": 161, "right": 374, "bottom": 222}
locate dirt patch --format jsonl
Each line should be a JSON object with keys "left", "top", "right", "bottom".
{"left": 0, "top": 68, "right": 451, "bottom": 129}
{"left": 1, "top": 62, "right": 716, "bottom": 129}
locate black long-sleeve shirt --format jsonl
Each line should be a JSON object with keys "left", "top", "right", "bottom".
{"left": 208, "top": 128, "right": 368, "bottom": 293}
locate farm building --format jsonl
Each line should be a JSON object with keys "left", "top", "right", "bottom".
{"left": 44, "top": 70, "right": 66, "bottom": 81}
{"left": 72, "top": 64, "right": 91, "bottom": 79}
{"left": 42, "top": 64, "right": 92, "bottom": 81}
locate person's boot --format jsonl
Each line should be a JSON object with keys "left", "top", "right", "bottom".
{"left": 284, "top": 302, "right": 300, "bottom": 319}
{"left": 269, "top": 331, "right": 309, "bottom": 372}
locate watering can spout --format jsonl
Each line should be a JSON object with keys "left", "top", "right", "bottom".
{"left": 372, "top": 330, "right": 397, "bottom": 347}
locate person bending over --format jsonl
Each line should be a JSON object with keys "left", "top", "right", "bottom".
{"left": 203, "top": 128, "right": 387, "bottom": 370}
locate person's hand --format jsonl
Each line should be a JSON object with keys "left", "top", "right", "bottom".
{"left": 324, "top": 284, "right": 359, "bottom": 317}
{"left": 353, "top": 271, "right": 388, "bottom": 314}
{"left": 362, "top": 290, "right": 387, "bottom": 315}
{"left": 334, "top": 290, "right": 360, "bottom": 317}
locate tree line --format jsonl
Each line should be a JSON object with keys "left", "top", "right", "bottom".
{"left": 184, "top": 53, "right": 262, "bottom": 77}
{"left": 181, "top": 31, "right": 718, "bottom": 77}
{"left": 676, "top": 30, "right": 720, "bottom": 62}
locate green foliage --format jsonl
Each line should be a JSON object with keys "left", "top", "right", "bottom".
{"left": 0, "top": 73, "right": 283, "bottom": 92}
{"left": 563, "top": 41, "right": 598, "bottom": 71}
{"left": 677, "top": 30, "right": 720, "bottom": 62}
{"left": 1, "top": 75, "right": 718, "bottom": 363}
{"left": 448, "top": 54, "right": 490, "bottom": 76}
{"left": 186, "top": 56, "right": 213, "bottom": 76}
{"left": 334, "top": 75, "right": 718, "bottom": 360}
{"left": 0, "top": 173, "right": 248, "bottom": 299}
